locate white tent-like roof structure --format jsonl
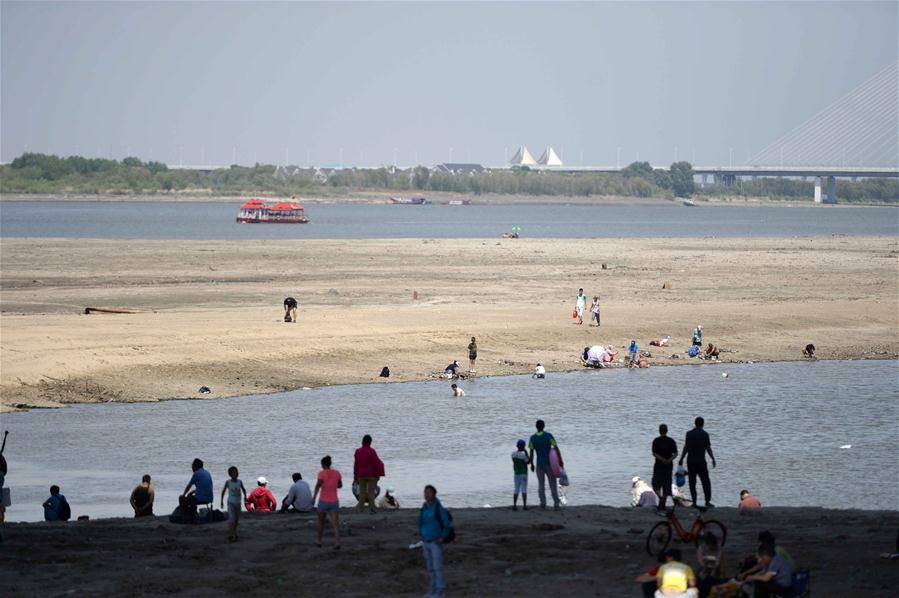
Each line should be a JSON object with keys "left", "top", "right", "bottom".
{"left": 509, "top": 145, "right": 537, "bottom": 166}
{"left": 537, "top": 146, "right": 563, "bottom": 166}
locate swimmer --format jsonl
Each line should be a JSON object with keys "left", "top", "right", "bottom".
{"left": 451, "top": 383, "right": 465, "bottom": 397}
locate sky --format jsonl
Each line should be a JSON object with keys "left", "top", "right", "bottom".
{"left": 1, "top": 1, "right": 896, "bottom": 168}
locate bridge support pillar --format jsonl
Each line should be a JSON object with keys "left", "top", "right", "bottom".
{"left": 814, "top": 177, "right": 822, "bottom": 203}
{"left": 825, "top": 176, "right": 837, "bottom": 203}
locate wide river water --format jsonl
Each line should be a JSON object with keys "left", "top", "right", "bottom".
{"left": 2, "top": 360, "right": 896, "bottom": 521}
{"left": 1, "top": 201, "right": 897, "bottom": 239}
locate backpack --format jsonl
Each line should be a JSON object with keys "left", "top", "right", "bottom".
{"left": 435, "top": 502, "right": 455, "bottom": 544}
{"left": 58, "top": 496, "right": 71, "bottom": 521}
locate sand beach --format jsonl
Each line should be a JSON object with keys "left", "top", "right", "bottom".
{"left": 1, "top": 235, "right": 896, "bottom": 411}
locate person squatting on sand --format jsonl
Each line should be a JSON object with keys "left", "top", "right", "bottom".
{"left": 418, "top": 484, "right": 453, "bottom": 598}
{"left": 739, "top": 489, "right": 762, "bottom": 510}
{"left": 220, "top": 466, "right": 247, "bottom": 542}
{"left": 631, "top": 477, "right": 658, "bottom": 508}
{"left": 679, "top": 417, "right": 716, "bottom": 510}
{"left": 533, "top": 363, "right": 546, "bottom": 378}
{"left": 378, "top": 486, "right": 400, "bottom": 510}
{"left": 528, "top": 419, "right": 562, "bottom": 510}
{"left": 283, "top": 296, "right": 298, "bottom": 322}
{"left": 313, "top": 455, "right": 343, "bottom": 549}
{"left": 281, "top": 472, "right": 313, "bottom": 513}
{"left": 354, "top": 434, "right": 385, "bottom": 514}
{"left": 511, "top": 439, "right": 531, "bottom": 511}
{"left": 130, "top": 474, "right": 154, "bottom": 517}
{"left": 43, "top": 485, "right": 70, "bottom": 522}
{"left": 245, "top": 476, "right": 277, "bottom": 512}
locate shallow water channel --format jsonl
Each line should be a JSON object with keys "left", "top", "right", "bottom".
{"left": 3, "top": 360, "right": 897, "bottom": 521}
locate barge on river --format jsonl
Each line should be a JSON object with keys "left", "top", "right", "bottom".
{"left": 236, "top": 198, "right": 309, "bottom": 223}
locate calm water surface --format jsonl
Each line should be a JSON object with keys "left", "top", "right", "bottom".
{"left": 3, "top": 360, "right": 896, "bottom": 521}
{"left": 1, "top": 201, "right": 897, "bottom": 239}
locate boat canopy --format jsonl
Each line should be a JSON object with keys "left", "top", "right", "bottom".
{"left": 239, "top": 198, "right": 267, "bottom": 209}
{"left": 270, "top": 202, "right": 305, "bottom": 210}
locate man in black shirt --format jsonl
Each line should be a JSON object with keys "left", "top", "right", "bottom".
{"left": 678, "top": 416, "right": 717, "bottom": 509}
{"left": 651, "top": 424, "right": 678, "bottom": 513}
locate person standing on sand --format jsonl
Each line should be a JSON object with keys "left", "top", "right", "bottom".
{"left": 353, "top": 435, "right": 385, "bottom": 514}
{"left": 511, "top": 439, "right": 531, "bottom": 511}
{"left": 130, "top": 474, "right": 155, "bottom": 517}
{"left": 283, "top": 296, "right": 298, "bottom": 322}
{"left": 678, "top": 417, "right": 716, "bottom": 510}
{"left": 575, "top": 288, "right": 587, "bottom": 325}
{"left": 528, "top": 419, "right": 562, "bottom": 510}
{"left": 313, "top": 455, "right": 343, "bottom": 548}
{"left": 692, "top": 325, "right": 702, "bottom": 347}
{"left": 220, "top": 466, "right": 247, "bottom": 542}
{"left": 418, "top": 484, "right": 452, "bottom": 598}
{"left": 651, "top": 424, "right": 678, "bottom": 513}
{"left": 468, "top": 337, "right": 478, "bottom": 373}
{"left": 591, "top": 296, "right": 601, "bottom": 326}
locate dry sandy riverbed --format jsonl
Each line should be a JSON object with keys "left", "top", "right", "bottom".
{"left": 0, "top": 236, "right": 896, "bottom": 411}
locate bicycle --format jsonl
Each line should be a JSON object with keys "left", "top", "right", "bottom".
{"left": 646, "top": 504, "right": 727, "bottom": 556}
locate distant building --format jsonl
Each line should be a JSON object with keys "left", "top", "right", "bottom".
{"left": 537, "top": 147, "right": 563, "bottom": 166}
{"left": 433, "top": 163, "right": 485, "bottom": 175}
{"left": 509, "top": 145, "right": 538, "bottom": 166}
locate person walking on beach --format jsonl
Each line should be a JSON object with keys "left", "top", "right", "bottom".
{"left": 511, "top": 439, "right": 531, "bottom": 510}
{"left": 130, "top": 474, "right": 155, "bottom": 517}
{"left": 418, "top": 484, "right": 452, "bottom": 597}
{"left": 313, "top": 455, "right": 343, "bottom": 548}
{"left": 467, "top": 337, "right": 478, "bottom": 373}
{"left": 591, "top": 296, "right": 601, "bottom": 326}
{"left": 354, "top": 435, "right": 385, "bottom": 514}
{"left": 678, "top": 417, "right": 716, "bottom": 510}
{"left": 528, "top": 419, "right": 562, "bottom": 510}
{"left": 220, "top": 466, "right": 247, "bottom": 542}
{"left": 283, "top": 296, "right": 298, "bottom": 322}
{"left": 652, "top": 424, "right": 678, "bottom": 513}
{"left": 574, "top": 288, "right": 587, "bottom": 325}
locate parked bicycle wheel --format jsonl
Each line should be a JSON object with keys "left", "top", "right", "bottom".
{"left": 696, "top": 519, "right": 727, "bottom": 549}
{"left": 646, "top": 521, "right": 673, "bottom": 556}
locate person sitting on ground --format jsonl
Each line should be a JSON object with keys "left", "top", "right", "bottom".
{"left": 451, "top": 383, "right": 465, "bottom": 397}
{"left": 378, "top": 486, "right": 401, "bottom": 510}
{"left": 704, "top": 343, "right": 719, "bottom": 359}
{"left": 379, "top": 365, "right": 390, "bottom": 378}
{"left": 655, "top": 548, "right": 698, "bottom": 597}
{"left": 741, "top": 543, "right": 793, "bottom": 598}
{"left": 281, "top": 472, "right": 313, "bottom": 513}
{"left": 43, "top": 485, "right": 71, "bottom": 522}
{"left": 533, "top": 363, "right": 546, "bottom": 378}
{"left": 581, "top": 347, "right": 590, "bottom": 365}
{"left": 696, "top": 532, "right": 725, "bottom": 598}
{"left": 130, "top": 474, "right": 155, "bottom": 517}
{"left": 245, "top": 477, "right": 277, "bottom": 512}
{"left": 445, "top": 360, "right": 461, "bottom": 378}
{"left": 631, "top": 476, "right": 659, "bottom": 508}
{"left": 182, "top": 458, "right": 214, "bottom": 509}
{"left": 738, "top": 489, "right": 762, "bottom": 510}
{"left": 802, "top": 343, "right": 816, "bottom": 358}
{"left": 736, "top": 531, "right": 795, "bottom": 583}
{"left": 635, "top": 553, "right": 668, "bottom": 598}
{"left": 283, "top": 296, "right": 298, "bottom": 322}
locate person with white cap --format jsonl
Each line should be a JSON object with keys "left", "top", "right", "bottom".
{"left": 631, "top": 476, "right": 659, "bottom": 508}
{"left": 692, "top": 325, "right": 703, "bottom": 347}
{"left": 245, "top": 476, "right": 277, "bottom": 512}
{"left": 378, "top": 486, "right": 401, "bottom": 510}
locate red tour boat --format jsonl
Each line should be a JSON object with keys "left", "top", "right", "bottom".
{"left": 236, "top": 198, "right": 309, "bottom": 223}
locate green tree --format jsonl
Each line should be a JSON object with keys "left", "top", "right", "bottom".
{"left": 412, "top": 166, "right": 430, "bottom": 190}
{"left": 669, "top": 161, "right": 695, "bottom": 197}
{"left": 622, "top": 161, "right": 654, "bottom": 178}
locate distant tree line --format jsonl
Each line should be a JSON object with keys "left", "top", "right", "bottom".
{"left": 1, "top": 152, "right": 895, "bottom": 203}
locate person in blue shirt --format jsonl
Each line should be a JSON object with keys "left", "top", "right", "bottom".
{"left": 418, "top": 484, "right": 452, "bottom": 597}
{"left": 183, "top": 458, "right": 214, "bottom": 505}
{"left": 43, "top": 485, "right": 69, "bottom": 521}
{"left": 629, "top": 340, "right": 639, "bottom": 366}
{"left": 528, "top": 419, "right": 563, "bottom": 510}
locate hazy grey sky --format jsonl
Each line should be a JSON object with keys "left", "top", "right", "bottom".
{"left": 1, "top": 1, "right": 896, "bottom": 167}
